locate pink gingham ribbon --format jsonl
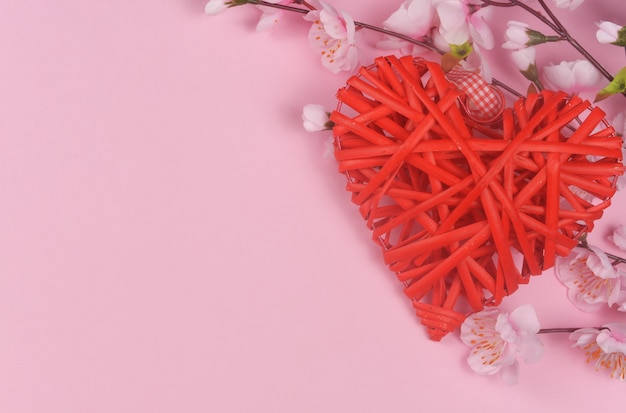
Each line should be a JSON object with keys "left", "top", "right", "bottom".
{"left": 446, "top": 67, "right": 504, "bottom": 124}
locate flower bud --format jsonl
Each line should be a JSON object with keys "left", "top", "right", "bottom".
{"left": 596, "top": 21, "right": 626, "bottom": 47}
{"left": 302, "top": 104, "right": 333, "bottom": 132}
{"left": 511, "top": 47, "right": 536, "bottom": 71}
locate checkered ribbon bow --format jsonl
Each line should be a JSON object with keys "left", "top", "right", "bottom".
{"left": 446, "top": 67, "right": 504, "bottom": 124}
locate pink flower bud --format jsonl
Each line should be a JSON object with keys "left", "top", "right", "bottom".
{"left": 502, "top": 21, "right": 531, "bottom": 49}
{"left": 302, "top": 104, "right": 331, "bottom": 132}
{"left": 511, "top": 47, "right": 536, "bottom": 71}
{"left": 205, "top": 0, "right": 230, "bottom": 15}
{"left": 596, "top": 21, "right": 626, "bottom": 46}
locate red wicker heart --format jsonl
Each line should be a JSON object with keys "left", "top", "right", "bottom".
{"left": 330, "top": 55, "right": 624, "bottom": 340}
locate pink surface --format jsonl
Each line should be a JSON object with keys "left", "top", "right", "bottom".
{"left": 0, "top": 1, "right": 625, "bottom": 411}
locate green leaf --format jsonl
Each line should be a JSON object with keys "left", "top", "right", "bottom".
{"left": 595, "top": 66, "right": 626, "bottom": 102}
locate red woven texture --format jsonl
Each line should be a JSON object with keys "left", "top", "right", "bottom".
{"left": 330, "top": 56, "right": 624, "bottom": 341}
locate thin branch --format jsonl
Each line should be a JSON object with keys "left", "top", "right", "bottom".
{"left": 251, "top": 0, "right": 523, "bottom": 97}
{"left": 538, "top": 327, "right": 604, "bottom": 334}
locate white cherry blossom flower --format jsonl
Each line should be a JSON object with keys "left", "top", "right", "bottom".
{"left": 379, "top": 0, "right": 436, "bottom": 54}
{"left": 596, "top": 21, "right": 624, "bottom": 44}
{"left": 555, "top": 246, "right": 623, "bottom": 311}
{"left": 304, "top": 1, "right": 358, "bottom": 73}
{"left": 551, "top": 0, "right": 584, "bottom": 10}
{"left": 542, "top": 60, "right": 601, "bottom": 95}
{"left": 511, "top": 46, "right": 536, "bottom": 71}
{"left": 502, "top": 21, "right": 531, "bottom": 49}
{"left": 433, "top": 0, "right": 494, "bottom": 50}
{"left": 383, "top": 0, "right": 435, "bottom": 38}
{"left": 571, "top": 323, "right": 626, "bottom": 381}
{"left": 461, "top": 305, "right": 544, "bottom": 385}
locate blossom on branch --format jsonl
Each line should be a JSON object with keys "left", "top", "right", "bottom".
{"left": 502, "top": 21, "right": 556, "bottom": 49}
{"left": 204, "top": 0, "right": 231, "bottom": 15}
{"left": 379, "top": 0, "right": 436, "bottom": 54}
{"left": 596, "top": 21, "right": 626, "bottom": 46}
{"left": 433, "top": 0, "right": 494, "bottom": 51}
{"left": 511, "top": 46, "right": 536, "bottom": 71}
{"left": 460, "top": 305, "right": 544, "bottom": 385}
{"left": 302, "top": 104, "right": 332, "bottom": 132}
{"left": 571, "top": 324, "right": 626, "bottom": 381}
{"left": 304, "top": 1, "right": 358, "bottom": 73}
{"left": 555, "top": 247, "right": 624, "bottom": 312}
{"left": 511, "top": 47, "right": 542, "bottom": 88}
{"left": 542, "top": 59, "right": 601, "bottom": 95}
{"left": 383, "top": 0, "right": 435, "bottom": 39}
{"left": 551, "top": 0, "right": 585, "bottom": 10}
{"left": 256, "top": 0, "right": 293, "bottom": 32}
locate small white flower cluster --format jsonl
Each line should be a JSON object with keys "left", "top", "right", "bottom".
{"left": 502, "top": 16, "right": 625, "bottom": 96}
{"left": 460, "top": 227, "right": 626, "bottom": 385}
{"left": 556, "top": 227, "right": 626, "bottom": 312}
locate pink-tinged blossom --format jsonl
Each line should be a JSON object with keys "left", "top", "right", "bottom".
{"left": 256, "top": 1, "right": 292, "bottom": 32}
{"left": 542, "top": 60, "right": 601, "bottom": 95}
{"left": 610, "top": 225, "right": 626, "bottom": 251}
{"left": 511, "top": 46, "right": 536, "bottom": 71}
{"left": 433, "top": 0, "right": 494, "bottom": 50}
{"left": 378, "top": 0, "right": 436, "bottom": 54}
{"left": 304, "top": 2, "right": 358, "bottom": 73}
{"left": 551, "top": 0, "right": 584, "bottom": 10}
{"left": 204, "top": 0, "right": 229, "bottom": 15}
{"left": 383, "top": 0, "right": 435, "bottom": 38}
{"left": 434, "top": 0, "right": 470, "bottom": 45}
{"left": 467, "top": 9, "right": 494, "bottom": 50}
{"left": 302, "top": 104, "right": 331, "bottom": 132}
{"left": 570, "top": 323, "right": 626, "bottom": 381}
{"left": 461, "top": 305, "right": 544, "bottom": 385}
{"left": 555, "top": 246, "right": 622, "bottom": 311}
{"left": 596, "top": 21, "right": 623, "bottom": 44}
{"left": 464, "top": 43, "right": 492, "bottom": 82}
{"left": 502, "top": 21, "right": 531, "bottom": 49}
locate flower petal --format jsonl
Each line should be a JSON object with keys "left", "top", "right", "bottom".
{"left": 508, "top": 304, "right": 541, "bottom": 334}
{"left": 499, "top": 360, "right": 520, "bottom": 385}
{"left": 597, "top": 324, "right": 626, "bottom": 354}
{"left": 556, "top": 247, "right": 620, "bottom": 311}
{"left": 466, "top": 337, "right": 508, "bottom": 376}
{"left": 256, "top": 8, "right": 283, "bottom": 31}
{"left": 610, "top": 225, "right": 626, "bottom": 250}
{"left": 205, "top": 0, "right": 228, "bottom": 15}
{"left": 302, "top": 104, "right": 330, "bottom": 132}
{"left": 518, "top": 332, "right": 544, "bottom": 363}
{"left": 570, "top": 327, "right": 602, "bottom": 347}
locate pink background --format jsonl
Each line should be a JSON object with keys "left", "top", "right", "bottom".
{"left": 0, "top": 1, "right": 625, "bottom": 411}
